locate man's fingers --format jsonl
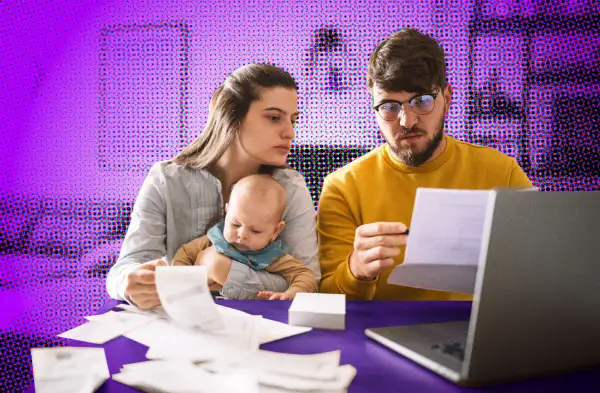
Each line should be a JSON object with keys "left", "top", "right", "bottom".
{"left": 364, "top": 258, "right": 395, "bottom": 276}
{"left": 357, "top": 222, "right": 408, "bottom": 237}
{"left": 362, "top": 246, "right": 402, "bottom": 264}
{"left": 355, "top": 234, "right": 407, "bottom": 250}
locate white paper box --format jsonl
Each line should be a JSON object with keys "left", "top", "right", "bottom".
{"left": 288, "top": 293, "right": 346, "bottom": 330}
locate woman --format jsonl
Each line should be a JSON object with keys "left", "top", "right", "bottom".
{"left": 106, "top": 63, "right": 320, "bottom": 309}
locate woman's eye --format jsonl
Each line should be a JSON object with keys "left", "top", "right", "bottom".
{"left": 269, "top": 116, "right": 280, "bottom": 122}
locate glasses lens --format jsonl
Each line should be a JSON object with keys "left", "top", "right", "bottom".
{"left": 410, "top": 94, "right": 435, "bottom": 115}
{"left": 378, "top": 102, "right": 402, "bottom": 121}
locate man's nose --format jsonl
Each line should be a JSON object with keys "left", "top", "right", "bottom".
{"left": 398, "top": 104, "right": 418, "bottom": 129}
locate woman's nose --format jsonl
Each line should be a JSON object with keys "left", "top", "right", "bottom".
{"left": 282, "top": 121, "right": 295, "bottom": 140}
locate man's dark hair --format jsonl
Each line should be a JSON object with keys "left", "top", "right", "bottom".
{"left": 367, "top": 28, "right": 447, "bottom": 94}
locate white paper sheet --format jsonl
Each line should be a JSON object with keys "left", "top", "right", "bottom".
{"left": 388, "top": 188, "right": 493, "bottom": 294}
{"left": 144, "top": 315, "right": 261, "bottom": 362}
{"left": 387, "top": 188, "right": 493, "bottom": 293}
{"left": 403, "top": 188, "right": 491, "bottom": 266}
{"left": 113, "top": 360, "right": 259, "bottom": 393}
{"left": 155, "top": 265, "right": 224, "bottom": 331}
{"left": 258, "top": 364, "right": 357, "bottom": 391}
{"left": 216, "top": 305, "right": 312, "bottom": 344}
{"left": 59, "top": 311, "right": 154, "bottom": 344}
{"left": 31, "top": 347, "right": 109, "bottom": 393}
{"left": 258, "top": 317, "right": 312, "bottom": 344}
{"left": 123, "top": 304, "right": 311, "bottom": 356}
{"left": 203, "top": 350, "right": 341, "bottom": 381}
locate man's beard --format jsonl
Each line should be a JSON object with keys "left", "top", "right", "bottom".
{"left": 384, "top": 117, "right": 445, "bottom": 167}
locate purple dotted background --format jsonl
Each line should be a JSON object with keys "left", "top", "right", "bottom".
{"left": 0, "top": 0, "right": 598, "bottom": 391}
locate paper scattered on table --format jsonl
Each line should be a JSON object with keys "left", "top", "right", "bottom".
{"left": 203, "top": 349, "right": 341, "bottom": 380}
{"left": 145, "top": 314, "right": 262, "bottom": 362}
{"left": 388, "top": 188, "right": 492, "bottom": 294}
{"left": 258, "top": 314, "right": 312, "bottom": 344}
{"left": 216, "top": 304, "right": 311, "bottom": 344}
{"left": 289, "top": 293, "right": 346, "bottom": 330}
{"left": 58, "top": 310, "right": 155, "bottom": 344}
{"left": 113, "top": 359, "right": 259, "bottom": 393}
{"left": 31, "top": 347, "right": 109, "bottom": 393}
{"left": 123, "top": 304, "right": 311, "bottom": 363}
{"left": 155, "top": 265, "right": 225, "bottom": 331}
{"left": 258, "top": 364, "right": 357, "bottom": 391}
{"left": 202, "top": 350, "right": 356, "bottom": 392}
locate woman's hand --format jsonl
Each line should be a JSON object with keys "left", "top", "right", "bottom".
{"left": 125, "top": 259, "right": 167, "bottom": 309}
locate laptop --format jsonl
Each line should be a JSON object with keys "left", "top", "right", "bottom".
{"left": 365, "top": 190, "right": 600, "bottom": 386}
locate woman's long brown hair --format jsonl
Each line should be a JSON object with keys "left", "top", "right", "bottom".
{"left": 171, "top": 63, "right": 298, "bottom": 172}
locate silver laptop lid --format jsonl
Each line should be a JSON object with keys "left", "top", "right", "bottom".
{"left": 463, "top": 190, "right": 600, "bottom": 384}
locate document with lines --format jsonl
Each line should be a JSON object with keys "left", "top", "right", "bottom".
{"left": 388, "top": 188, "right": 493, "bottom": 294}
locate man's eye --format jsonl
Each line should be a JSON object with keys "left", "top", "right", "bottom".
{"left": 413, "top": 95, "right": 434, "bottom": 106}
{"left": 381, "top": 103, "right": 401, "bottom": 112}
{"left": 269, "top": 116, "right": 280, "bottom": 122}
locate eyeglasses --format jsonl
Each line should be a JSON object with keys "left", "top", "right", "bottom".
{"left": 373, "top": 88, "right": 441, "bottom": 122}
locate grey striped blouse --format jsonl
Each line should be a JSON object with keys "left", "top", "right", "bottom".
{"left": 106, "top": 160, "right": 321, "bottom": 300}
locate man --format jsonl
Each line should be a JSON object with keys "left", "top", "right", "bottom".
{"left": 317, "top": 28, "right": 533, "bottom": 301}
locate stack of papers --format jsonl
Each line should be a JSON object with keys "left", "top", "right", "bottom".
{"left": 31, "top": 347, "right": 109, "bottom": 393}
{"left": 289, "top": 293, "right": 346, "bottom": 330}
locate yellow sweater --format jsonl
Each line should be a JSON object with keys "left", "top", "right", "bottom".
{"left": 317, "top": 135, "right": 533, "bottom": 301}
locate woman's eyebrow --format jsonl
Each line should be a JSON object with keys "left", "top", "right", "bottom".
{"left": 263, "top": 107, "right": 300, "bottom": 116}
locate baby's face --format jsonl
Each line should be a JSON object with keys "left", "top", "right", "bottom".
{"left": 223, "top": 199, "right": 282, "bottom": 252}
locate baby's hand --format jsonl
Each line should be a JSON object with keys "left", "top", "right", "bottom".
{"left": 257, "top": 291, "right": 292, "bottom": 300}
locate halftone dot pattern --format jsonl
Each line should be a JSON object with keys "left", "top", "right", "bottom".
{"left": 99, "top": 22, "right": 190, "bottom": 171}
{"left": 1, "top": 1, "right": 599, "bottom": 392}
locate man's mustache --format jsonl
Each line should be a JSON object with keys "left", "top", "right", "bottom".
{"left": 398, "top": 128, "right": 426, "bottom": 138}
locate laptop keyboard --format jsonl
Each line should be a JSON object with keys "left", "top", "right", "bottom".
{"left": 431, "top": 341, "right": 466, "bottom": 361}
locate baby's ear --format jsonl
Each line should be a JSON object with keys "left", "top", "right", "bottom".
{"left": 273, "top": 221, "right": 286, "bottom": 239}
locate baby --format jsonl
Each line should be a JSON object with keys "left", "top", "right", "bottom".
{"left": 171, "top": 174, "right": 317, "bottom": 300}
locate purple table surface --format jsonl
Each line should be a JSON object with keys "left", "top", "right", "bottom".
{"left": 27, "top": 300, "right": 600, "bottom": 393}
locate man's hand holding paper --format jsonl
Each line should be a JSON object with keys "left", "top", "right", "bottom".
{"left": 349, "top": 222, "right": 409, "bottom": 280}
